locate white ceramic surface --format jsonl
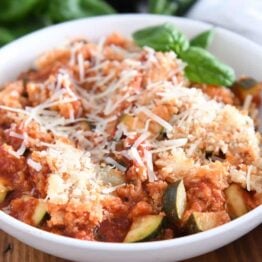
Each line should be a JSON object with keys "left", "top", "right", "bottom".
{"left": 0, "top": 14, "right": 261, "bottom": 262}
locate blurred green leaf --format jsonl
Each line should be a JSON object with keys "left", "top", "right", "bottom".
{"left": 148, "top": 0, "right": 196, "bottom": 16}
{"left": 162, "top": 2, "right": 178, "bottom": 15}
{"left": 48, "top": 0, "right": 115, "bottom": 23}
{"left": 0, "top": 17, "right": 48, "bottom": 47}
{"left": 0, "top": 27, "right": 16, "bottom": 46}
{"left": 149, "top": 0, "right": 179, "bottom": 15}
{"left": 190, "top": 29, "right": 214, "bottom": 49}
{"left": 81, "top": 0, "right": 116, "bottom": 14}
{"left": 0, "top": 0, "right": 41, "bottom": 23}
{"left": 175, "top": 0, "right": 197, "bottom": 15}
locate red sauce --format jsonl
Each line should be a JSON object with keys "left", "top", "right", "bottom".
{"left": 184, "top": 178, "right": 226, "bottom": 221}
{"left": 0, "top": 146, "right": 27, "bottom": 185}
{"left": 0, "top": 189, "right": 24, "bottom": 209}
{"left": 96, "top": 217, "right": 131, "bottom": 242}
{"left": 4, "top": 129, "right": 23, "bottom": 151}
{"left": 10, "top": 197, "right": 38, "bottom": 225}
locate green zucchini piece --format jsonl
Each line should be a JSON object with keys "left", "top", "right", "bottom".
{"left": 232, "top": 77, "right": 262, "bottom": 104}
{"left": 0, "top": 185, "right": 9, "bottom": 203}
{"left": 101, "top": 167, "right": 125, "bottom": 186}
{"left": 163, "top": 180, "right": 187, "bottom": 223}
{"left": 124, "top": 215, "right": 163, "bottom": 243}
{"left": 0, "top": 181, "right": 11, "bottom": 203}
{"left": 224, "top": 183, "right": 248, "bottom": 219}
{"left": 186, "top": 212, "right": 225, "bottom": 233}
{"left": 32, "top": 200, "right": 47, "bottom": 226}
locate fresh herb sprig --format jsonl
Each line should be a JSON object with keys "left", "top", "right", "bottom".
{"left": 133, "top": 23, "right": 235, "bottom": 86}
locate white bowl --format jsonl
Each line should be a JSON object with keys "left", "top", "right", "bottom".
{"left": 0, "top": 14, "right": 261, "bottom": 262}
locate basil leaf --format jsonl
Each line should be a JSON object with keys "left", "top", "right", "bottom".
{"left": 148, "top": 0, "right": 196, "bottom": 16}
{"left": 0, "top": 27, "right": 16, "bottom": 46}
{"left": 149, "top": 0, "right": 178, "bottom": 15}
{"left": 175, "top": 0, "right": 197, "bottom": 16}
{"left": 133, "top": 23, "right": 189, "bottom": 55}
{"left": 190, "top": 29, "right": 214, "bottom": 49}
{"left": 49, "top": 0, "right": 115, "bottom": 23}
{"left": 81, "top": 0, "right": 116, "bottom": 15}
{"left": 149, "top": 0, "right": 168, "bottom": 14}
{"left": 180, "top": 47, "right": 235, "bottom": 86}
{"left": 0, "top": 0, "right": 40, "bottom": 22}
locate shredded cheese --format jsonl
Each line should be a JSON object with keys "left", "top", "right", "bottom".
{"left": 133, "top": 132, "right": 150, "bottom": 148}
{"left": 144, "top": 150, "right": 157, "bottom": 182}
{"left": 129, "top": 146, "right": 144, "bottom": 166}
{"left": 77, "top": 53, "right": 85, "bottom": 83}
{"left": 137, "top": 107, "right": 173, "bottom": 132}
{"left": 246, "top": 165, "right": 253, "bottom": 191}
{"left": 104, "top": 156, "right": 127, "bottom": 172}
{"left": 243, "top": 94, "right": 253, "bottom": 112}
{"left": 27, "top": 158, "right": 42, "bottom": 171}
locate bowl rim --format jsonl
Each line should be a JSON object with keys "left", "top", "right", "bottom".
{"left": 1, "top": 206, "right": 261, "bottom": 250}
{"left": 0, "top": 14, "right": 261, "bottom": 251}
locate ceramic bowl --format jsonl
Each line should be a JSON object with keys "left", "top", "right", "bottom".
{"left": 0, "top": 14, "right": 261, "bottom": 262}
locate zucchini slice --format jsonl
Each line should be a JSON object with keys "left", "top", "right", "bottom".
{"left": 124, "top": 215, "right": 163, "bottom": 243}
{"left": 120, "top": 114, "right": 144, "bottom": 131}
{"left": 224, "top": 183, "right": 248, "bottom": 219}
{"left": 32, "top": 200, "right": 47, "bottom": 226}
{"left": 163, "top": 180, "right": 187, "bottom": 223}
{"left": 0, "top": 186, "right": 8, "bottom": 203}
{"left": 232, "top": 77, "right": 262, "bottom": 104}
{"left": 0, "top": 184, "right": 10, "bottom": 203}
{"left": 120, "top": 113, "right": 163, "bottom": 135}
{"left": 186, "top": 212, "right": 226, "bottom": 233}
{"left": 100, "top": 168, "right": 125, "bottom": 186}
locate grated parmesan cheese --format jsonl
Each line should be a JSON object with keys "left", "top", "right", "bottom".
{"left": 27, "top": 158, "right": 42, "bottom": 171}
{"left": 77, "top": 53, "right": 85, "bottom": 83}
{"left": 246, "top": 165, "right": 253, "bottom": 191}
{"left": 104, "top": 156, "right": 127, "bottom": 172}
{"left": 243, "top": 94, "right": 253, "bottom": 112}
{"left": 144, "top": 149, "right": 157, "bottom": 182}
{"left": 137, "top": 107, "right": 173, "bottom": 132}
{"left": 129, "top": 146, "right": 144, "bottom": 167}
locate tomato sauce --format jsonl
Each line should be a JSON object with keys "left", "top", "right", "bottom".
{"left": 96, "top": 217, "right": 131, "bottom": 242}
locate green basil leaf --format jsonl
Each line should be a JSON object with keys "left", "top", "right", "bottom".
{"left": 175, "top": 0, "right": 197, "bottom": 16}
{"left": 0, "top": 27, "right": 16, "bottom": 46}
{"left": 180, "top": 47, "right": 235, "bottom": 86}
{"left": 149, "top": 0, "right": 178, "bottom": 15}
{"left": 190, "top": 29, "right": 214, "bottom": 49}
{"left": 149, "top": 0, "right": 168, "bottom": 14}
{"left": 161, "top": 2, "right": 178, "bottom": 15}
{"left": 81, "top": 0, "right": 116, "bottom": 15}
{"left": 48, "top": 0, "right": 115, "bottom": 23}
{"left": 133, "top": 23, "right": 189, "bottom": 55}
{"left": 0, "top": 0, "right": 40, "bottom": 22}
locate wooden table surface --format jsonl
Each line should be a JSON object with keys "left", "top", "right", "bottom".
{"left": 0, "top": 225, "right": 261, "bottom": 262}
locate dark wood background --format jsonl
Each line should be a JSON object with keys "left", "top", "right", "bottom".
{"left": 0, "top": 225, "right": 261, "bottom": 262}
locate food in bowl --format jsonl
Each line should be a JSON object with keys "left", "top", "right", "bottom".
{"left": 0, "top": 23, "right": 261, "bottom": 243}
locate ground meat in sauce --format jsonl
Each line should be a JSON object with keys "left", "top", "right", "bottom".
{"left": 185, "top": 179, "right": 226, "bottom": 216}
{"left": 0, "top": 146, "right": 30, "bottom": 190}
{"left": 10, "top": 197, "right": 38, "bottom": 225}
{"left": 96, "top": 217, "right": 131, "bottom": 242}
